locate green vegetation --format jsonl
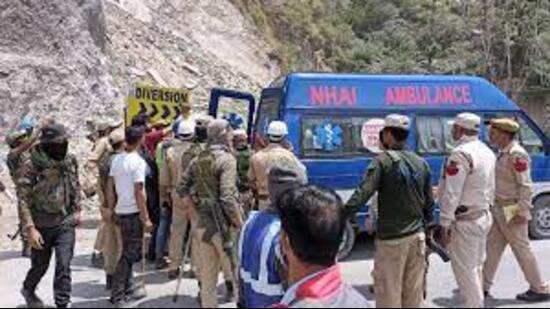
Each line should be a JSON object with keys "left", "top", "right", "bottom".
{"left": 232, "top": 0, "right": 550, "bottom": 96}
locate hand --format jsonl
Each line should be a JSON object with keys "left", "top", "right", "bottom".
{"left": 510, "top": 214, "right": 529, "bottom": 225}
{"left": 100, "top": 207, "right": 114, "bottom": 223}
{"left": 143, "top": 219, "right": 154, "bottom": 234}
{"left": 74, "top": 211, "right": 83, "bottom": 228}
{"left": 364, "top": 216, "right": 375, "bottom": 235}
{"left": 28, "top": 227, "right": 45, "bottom": 250}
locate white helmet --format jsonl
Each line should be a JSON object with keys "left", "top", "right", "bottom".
{"left": 177, "top": 120, "right": 196, "bottom": 138}
{"left": 267, "top": 121, "right": 288, "bottom": 141}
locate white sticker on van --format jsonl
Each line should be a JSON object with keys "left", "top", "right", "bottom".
{"left": 361, "top": 118, "right": 385, "bottom": 153}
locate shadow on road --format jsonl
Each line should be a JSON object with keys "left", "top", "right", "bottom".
{"left": 0, "top": 250, "right": 24, "bottom": 262}
{"left": 343, "top": 235, "right": 375, "bottom": 262}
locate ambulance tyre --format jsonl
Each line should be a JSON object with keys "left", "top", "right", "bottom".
{"left": 529, "top": 195, "right": 550, "bottom": 240}
{"left": 338, "top": 221, "right": 355, "bottom": 261}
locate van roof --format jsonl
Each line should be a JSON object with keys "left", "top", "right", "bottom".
{"left": 282, "top": 73, "right": 520, "bottom": 112}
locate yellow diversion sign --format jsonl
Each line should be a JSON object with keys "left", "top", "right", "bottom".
{"left": 126, "top": 85, "right": 190, "bottom": 126}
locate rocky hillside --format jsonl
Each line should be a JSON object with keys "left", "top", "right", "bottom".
{"left": 0, "top": 0, "right": 279, "bottom": 186}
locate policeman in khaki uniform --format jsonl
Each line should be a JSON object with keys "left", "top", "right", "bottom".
{"left": 346, "top": 114, "right": 435, "bottom": 308}
{"left": 98, "top": 129, "right": 126, "bottom": 290}
{"left": 249, "top": 121, "right": 304, "bottom": 211}
{"left": 178, "top": 119, "right": 244, "bottom": 308}
{"left": 160, "top": 120, "right": 202, "bottom": 279}
{"left": 483, "top": 118, "right": 550, "bottom": 302}
{"left": 438, "top": 113, "right": 496, "bottom": 308}
{"left": 89, "top": 121, "right": 120, "bottom": 267}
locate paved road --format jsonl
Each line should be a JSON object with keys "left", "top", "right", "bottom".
{"left": 1, "top": 202, "right": 549, "bottom": 308}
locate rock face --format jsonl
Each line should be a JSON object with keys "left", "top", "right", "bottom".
{"left": 0, "top": 0, "right": 278, "bottom": 186}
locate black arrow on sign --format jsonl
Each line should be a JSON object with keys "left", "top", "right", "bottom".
{"left": 139, "top": 102, "right": 148, "bottom": 116}
{"left": 149, "top": 104, "right": 159, "bottom": 119}
{"left": 174, "top": 106, "right": 181, "bottom": 116}
{"left": 162, "top": 105, "right": 171, "bottom": 119}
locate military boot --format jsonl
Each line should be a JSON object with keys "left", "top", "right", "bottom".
{"left": 21, "top": 288, "right": 44, "bottom": 308}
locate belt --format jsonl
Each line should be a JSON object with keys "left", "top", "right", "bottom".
{"left": 257, "top": 194, "right": 269, "bottom": 201}
{"left": 495, "top": 198, "right": 518, "bottom": 206}
{"left": 116, "top": 213, "right": 140, "bottom": 219}
{"left": 456, "top": 209, "right": 489, "bottom": 221}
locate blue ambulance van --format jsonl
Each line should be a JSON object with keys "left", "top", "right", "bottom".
{"left": 209, "top": 73, "right": 550, "bottom": 259}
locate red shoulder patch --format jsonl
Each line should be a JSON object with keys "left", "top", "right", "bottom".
{"left": 446, "top": 161, "right": 460, "bottom": 176}
{"left": 514, "top": 158, "right": 529, "bottom": 173}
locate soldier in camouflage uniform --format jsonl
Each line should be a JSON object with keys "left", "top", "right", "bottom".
{"left": 6, "top": 125, "right": 40, "bottom": 257}
{"left": 178, "top": 119, "right": 244, "bottom": 308}
{"left": 160, "top": 120, "right": 202, "bottom": 278}
{"left": 18, "top": 123, "right": 82, "bottom": 309}
{"left": 232, "top": 129, "right": 253, "bottom": 217}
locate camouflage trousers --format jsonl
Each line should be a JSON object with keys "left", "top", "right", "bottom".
{"left": 111, "top": 214, "right": 143, "bottom": 303}
{"left": 24, "top": 224, "right": 76, "bottom": 307}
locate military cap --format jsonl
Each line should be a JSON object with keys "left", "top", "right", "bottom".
{"left": 384, "top": 114, "right": 411, "bottom": 131}
{"left": 491, "top": 118, "right": 520, "bottom": 134}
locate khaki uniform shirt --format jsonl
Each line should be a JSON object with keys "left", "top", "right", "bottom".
{"left": 495, "top": 141, "right": 534, "bottom": 219}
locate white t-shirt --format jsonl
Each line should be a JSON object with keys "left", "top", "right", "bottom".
{"left": 109, "top": 151, "right": 148, "bottom": 215}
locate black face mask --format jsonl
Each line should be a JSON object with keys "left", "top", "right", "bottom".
{"left": 196, "top": 128, "right": 208, "bottom": 143}
{"left": 42, "top": 141, "right": 69, "bottom": 161}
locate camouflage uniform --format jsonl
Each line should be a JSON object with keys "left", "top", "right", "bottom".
{"left": 160, "top": 139, "right": 202, "bottom": 273}
{"left": 18, "top": 141, "right": 81, "bottom": 308}
{"left": 178, "top": 120, "right": 244, "bottom": 308}
{"left": 7, "top": 148, "right": 32, "bottom": 254}
{"left": 248, "top": 143, "right": 303, "bottom": 211}
{"left": 235, "top": 145, "right": 253, "bottom": 216}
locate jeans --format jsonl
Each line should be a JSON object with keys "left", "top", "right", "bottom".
{"left": 24, "top": 224, "right": 75, "bottom": 307}
{"left": 155, "top": 206, "right": 172, "bottom": 258}
{"left": 111, "top": 214, "right": 143, "bottom": 303}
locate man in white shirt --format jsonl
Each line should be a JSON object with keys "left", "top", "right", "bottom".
{"left": 106, "top": 126, "right": 154, "bottom": 307}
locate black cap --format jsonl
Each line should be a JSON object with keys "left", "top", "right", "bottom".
{"left": 41, "top": 124, "right": 68, "bottom": 143}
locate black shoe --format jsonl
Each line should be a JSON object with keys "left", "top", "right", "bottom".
{"left": 110, "top": 298, "right": 130, "bottom": 309}
{"left": 484, "top": 290, "right": 493, "bottom": 299}
{"left": 168, "top": 268, "right": 180, "bottom": 280}
{"left": 56, "top": 305, "right": 68, "bottom": 309}
{"left": 155, "top": 258, "right": 169, "bottom": 270}
{"left": 21, "top": 288, "right": 44, "bottom": 308}
{"left": 91, "top": 252, "right": 104, "bottom": 268}
{"left": 225, "top": 281, "right": 235, "bottom": 302}
{"left": 106, "top": 275, "right": 113, "bottom": 291}
{"left": 516, "top": 290, "right": 550, "bottom": 303}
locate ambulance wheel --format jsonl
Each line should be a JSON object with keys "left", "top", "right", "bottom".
{"left": 529, "top": 195, "right": 550, "bottom": 240}
{"left": 338, "top": 221, "right": 355, "bottom": 261}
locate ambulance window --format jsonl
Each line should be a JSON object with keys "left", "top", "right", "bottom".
{"left": 302, "top": 116, "right": 381, "bottom": 158}
{"left": 416, "top": 116, "right": 455, "bottom": 155}
{"left": 518, "top": 118, "right": 544, "bottom": 155}
{"left": 256, "top": 94, "right": 280, "bottom": 137}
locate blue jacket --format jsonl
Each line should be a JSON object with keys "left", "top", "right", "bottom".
{"left": 238, "top": 210, "right": 285, "bottom": 308}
